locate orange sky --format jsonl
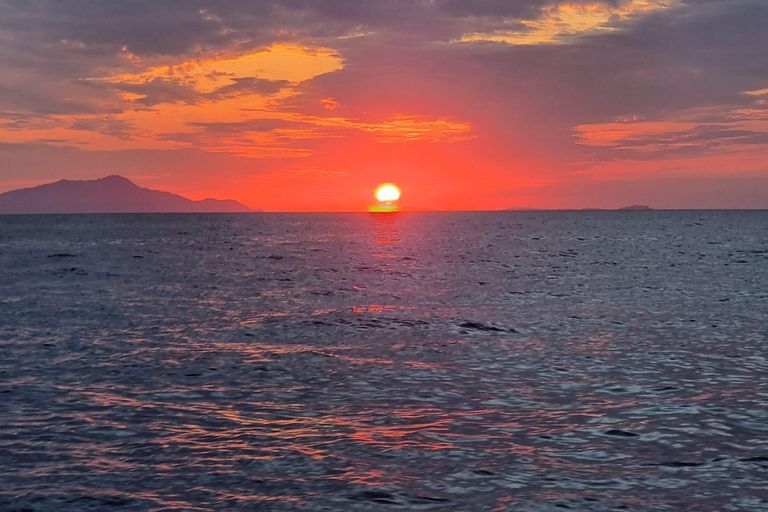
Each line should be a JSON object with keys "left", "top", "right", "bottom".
{"left": 1, "top": 0, "right": 767, "bottom": 209}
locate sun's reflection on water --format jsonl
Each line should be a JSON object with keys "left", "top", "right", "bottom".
{"left": 373, "top": 214, "right": 400, "bottom": 250}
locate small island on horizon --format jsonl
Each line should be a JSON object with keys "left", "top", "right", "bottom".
{"left": 506, "top": 204, "right": 655, "bottom": 211}
{"left": 0, "top": 175, "right": 253, "bottom": 214}
{"left": 619, "top": 204, "right": 654, "bottom": 211}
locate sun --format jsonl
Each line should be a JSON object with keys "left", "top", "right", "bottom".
{"left": 375, "top": 184, "right": 401, "bottom": 203}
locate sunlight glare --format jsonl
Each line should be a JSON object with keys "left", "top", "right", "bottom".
{"left": 376, "top": 184, "right": 401, "bottom": 203}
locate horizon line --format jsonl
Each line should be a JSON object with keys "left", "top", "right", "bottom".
{"left": 2, "top": 208, "right": 768, "bottom": 216}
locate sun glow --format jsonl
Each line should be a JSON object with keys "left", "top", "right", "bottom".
{"left": 370, "top": 183, "right": 401, "bottom": 213}
{"left": 376, "top": 184, "right": 401, "bottom": 203}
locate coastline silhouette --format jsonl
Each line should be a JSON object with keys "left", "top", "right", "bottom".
{"left": 0, "top": 175, "right": 252, "bottom": 214}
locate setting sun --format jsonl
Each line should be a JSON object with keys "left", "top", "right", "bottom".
{"left": 375, "top": 184, "right": 401, "bottom": 203}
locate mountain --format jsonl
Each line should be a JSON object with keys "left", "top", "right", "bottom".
{"left": 0, "top": 175, "right": 253, "bottom": 214}
{"left": 619, "top": 204, "right": 654, "bottom": 211}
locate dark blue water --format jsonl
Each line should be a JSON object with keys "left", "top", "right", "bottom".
{"left": 1, "top": 212, "right": 767, "bottom": 511}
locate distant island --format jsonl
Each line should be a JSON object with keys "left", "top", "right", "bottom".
{"left": 580, "top": 205, "right": 655, "bottom": 211}
{"left": 507, "top": 205, "right": 655, "bottom": 211}
{"left": 619, "top": 205, "right": 654, "bottom": 211}
{"left": 0, "top": 175, "right": 253, "bottom": 214}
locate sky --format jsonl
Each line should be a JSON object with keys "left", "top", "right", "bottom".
{"left": 1, "top": 0, "right": 767, "bottom": 211}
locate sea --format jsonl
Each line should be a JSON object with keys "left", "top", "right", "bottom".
{"left": 1, "top": 211, "right": 767, "bottom": 511}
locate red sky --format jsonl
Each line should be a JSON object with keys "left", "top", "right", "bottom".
{"left": 1, "top": 0, "right": 768, "bottom": 210}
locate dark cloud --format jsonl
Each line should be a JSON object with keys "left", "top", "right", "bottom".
{"left": 206, "top": 77, "right": 292, "bottom": 100}
{"left": 111, "top": 77, "right": 199, "bottom": 107}
{"left": 654, "top": 125, "right": 768, "bottom": 148}
{"left": 0, "top": 80, "right": 111, "bottom": 116}
{"left": 106, "top": 76, "right": 291, "bottom": 108}
{"left": 68, "top": 117, "right": 133, "bottom": 139}
{"left": 4, "top": 0, "right": 766, "bottom": 120}
{"left": 575, "top": 121, "right": 768, "bottom": 162}
{"left": 0, "top": 0, "right": 228, "bottom": 56}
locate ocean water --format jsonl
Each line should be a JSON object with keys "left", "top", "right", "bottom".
{"left": 1, "top": 211, "right": 767, "bottom": 511}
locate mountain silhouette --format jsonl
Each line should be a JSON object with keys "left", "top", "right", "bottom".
{"left": 0, "top": 175, "right": 253, "bottom": 214}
